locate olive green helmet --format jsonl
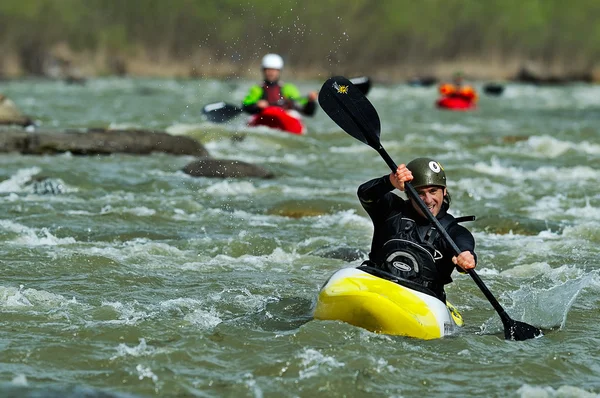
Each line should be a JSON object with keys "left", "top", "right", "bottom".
{"left": 406, "top": 157, "right": 446, "bottom": 188}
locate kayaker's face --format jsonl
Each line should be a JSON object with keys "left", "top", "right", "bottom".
{"left": 411, "top": 185, "right": 446, "bottom": 217}
{"left": 263, "top": 68, "right": 281, "bottom": 83}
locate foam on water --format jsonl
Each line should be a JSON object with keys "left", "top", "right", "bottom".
{"left": 297, "top": 348, "right": 345, "bottom": 379}
{"left": 135, "top": 364, "right": 159, "bottom": 385}
{"left": 0, "top": 220, "right": 76, "bottom": 246}
{"left": 84, "top": 239, "right": 187, "bottom": 269}
{"left": 564, "top": 200, "right": 600, "bottom": 221}
{"left": 329, "top": 144, "right": 374, "bottom": 154}
{"left": 0, "top": 167, "right": 41, "bottom": 192}
{"left": 11, "top": 374, "right": 28, "bottom": 386}
{"left": 427, "top": 122, "right": 474, "bottom": 134}
{"left": 561, "top": 222, "right": 600, "bottom": 244}
{"left": 518, "top": 135, "right": 600, "bottom": 158}
{"left": 279, "top": 185, "right": 352, "bottom": 197}
{"left": 473, "top": 159, "right": 600, "bottom": 184}
{"left": 0, "top": 285, "right": 80, "bottom": 309}
{"left": 97, "top": 301, "right": 151, "bottom": 325}
{"left": 311, "top": 210, "right": 373, "bottom": 230}
{"left": 517, "top": 384, "right": 600, "bottom": 398}
{"left": 205, "top": 180, "right": 258, "bottom": 196}
{"left": 455, "top": 177, "right": 512, "bottom": 200}
{"left": 111, "top": 338, "right": 157, "bottom": 360}
{"left": 184, "top": 308, "right": 223, "bottom": 329}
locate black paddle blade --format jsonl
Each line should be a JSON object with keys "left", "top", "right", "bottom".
{"left": 349, "top": 76, "right": 372, "bottom": 95}
{"left": 318, "top": 76, "right": 381, "bottom": 148}
{"left": 202, "top": 102, "right": 243, "bottom": 123}
{"left": 504, "top": 318, "right": 543, "bottom": 341}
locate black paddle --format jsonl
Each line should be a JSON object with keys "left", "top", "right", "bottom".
{"left": 202, "top": 102, "right": 243, "bottom": 123}
{"left": 202, "top": 76, "right": 372, "bottom": 123}
{"left": 318, "top": 76, "right": 543, "bottom": 341}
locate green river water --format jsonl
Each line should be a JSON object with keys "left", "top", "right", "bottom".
{"left": 0, "top": 78, "right": 599, "bottom": 397}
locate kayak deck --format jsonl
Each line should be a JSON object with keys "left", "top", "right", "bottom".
{"left": 248, "top": 106, "right": 305, "bottom": 134}
{"left": 436, "top": 96, "right": 476, "bottom": 110}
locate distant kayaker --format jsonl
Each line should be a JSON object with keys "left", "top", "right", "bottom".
{"left": 242, "top": 53, "right": 318, "bottom": 116}
{"left": 438, "top": 72, "right": 478, "bottom": 103}
{"left": 357, "top": 157, "right": 477, "bottom": 302}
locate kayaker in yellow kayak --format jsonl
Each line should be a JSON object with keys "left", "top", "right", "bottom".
{"left": 242, "top": 53, "right": 318, "bottom": 116}
{"left": 357, "top": 157, "right": 477, "bottom": 302}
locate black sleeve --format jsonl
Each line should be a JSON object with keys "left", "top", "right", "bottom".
{"left": 357, "top": 175, "right": 395, "bottom": 205}
{"left": 448, "top": 224, "right": 477, "bottom": 265}
{"left": 357, "top": 175, "right": 397, "bottom": 223}
{"left": 301, "top": 100, "right": 317, "bottom": 116}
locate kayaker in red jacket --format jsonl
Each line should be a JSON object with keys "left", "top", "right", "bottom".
{"left": 242, "top": 54, "right": 318, "bottom": 116}
{"left": 357, "top": 157, "right": 477, "bottom": 302}
{"left": 438, "top": 72, "right": 478, "bottom": 102}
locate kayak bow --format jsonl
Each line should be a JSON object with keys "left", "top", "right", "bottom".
{"left": 314, "top": 267, "right": 463, "bottom": 340}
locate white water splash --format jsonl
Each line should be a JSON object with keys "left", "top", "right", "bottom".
{"left": 312, "top": 210, "right": 372, "bottom": 230}
{"left": 519, "top": 135, "right": 600, "bottom": 158}
{"left": 205, "top": 180, "right": 258, "bottom": 196}
{"left": 98, "top": 301, "right": 150, "bottom": 325}
{"left": 0, "top": 220, "right": 76, "bottom": 246}
{"left": 297, "top": 348, "right": 345, "bottom": 379}
{"left": 135, "top": 364, "right": 159, "bottom": 383}
{"left": 111, "top": 338, "right": 157, "bottom": 360}
{"left": 0, "top": 285, "right": 79, "bottom": 309}
{"left": 0, "top": 167, "right": 41, "bottom": 192}
{"left": 184, "top": 308, "right": 223, "bottom": 329}
{"left": 517, "top": 384, "right": 600, "bottom": 398}
{"left": 11, "top": 374, "right": 28, "bottom": 386}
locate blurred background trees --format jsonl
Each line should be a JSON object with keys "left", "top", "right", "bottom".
{"left": 1, "top": 0, "right": 598, "bottom": 80}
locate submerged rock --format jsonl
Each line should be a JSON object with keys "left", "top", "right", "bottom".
{"left": 267, "top": 199, "right": 346, "bottom": 218}
{"left": 182, "top": 158, "right": 274, "bottom": 179}
{"left": 0, "top": 128, "right": 209, "bottom": 156}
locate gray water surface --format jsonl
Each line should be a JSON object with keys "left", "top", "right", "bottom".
{"left": 1, "top": 78, "right": 599, "bottom": 397}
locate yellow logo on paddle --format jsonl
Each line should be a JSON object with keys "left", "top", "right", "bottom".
{"left": 333, "top": 82, "right": 349, "bottom": 94}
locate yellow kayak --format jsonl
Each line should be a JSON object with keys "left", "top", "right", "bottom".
{"left": 314, "top": 267, "right": 463, "bottom": 340}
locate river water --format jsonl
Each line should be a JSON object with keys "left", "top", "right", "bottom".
{"left": 1, "top": 78, "right": 599, "bottom": 397}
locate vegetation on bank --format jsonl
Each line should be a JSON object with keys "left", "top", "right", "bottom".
{"left": 0, "top": 0, "right": 599, "bottom": 80}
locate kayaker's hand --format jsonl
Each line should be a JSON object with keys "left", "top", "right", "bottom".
{"left": 452, "top": 251, "right": 476, "bottom": 271}
{"left": 257, "top": 100, "right": 269, "bottom": 109}
{"left": 307, "top": 91, "right": 318, "bottom": 101}
{"left": 390, "top": 164, "right": 413, "bottom": 191}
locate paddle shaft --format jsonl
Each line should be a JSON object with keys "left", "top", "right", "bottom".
{"left": 376, "top": 145, "right": 514, "bottom": 322}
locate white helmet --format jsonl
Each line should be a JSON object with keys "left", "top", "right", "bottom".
{"left": 261, "top": 53, "right": 284, "bottom": 70}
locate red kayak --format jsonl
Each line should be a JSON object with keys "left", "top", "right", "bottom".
{"left": 248, "top": 106, "right": 305, "bottom": 135}
{"left": 436, "top": 96, "right": 476, "bottom": 111}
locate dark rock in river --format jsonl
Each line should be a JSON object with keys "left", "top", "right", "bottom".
{"left": 483, "top": 83, "right": 505, "bottom": 96}
{"left": 267, "top": 199, "right": 348, "bottom": 218}
{"left": 0, "top": 128, "right": 209, "bottom": 156}
{"left": 182, "top": 158, "right": 275, "bottom": 179}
